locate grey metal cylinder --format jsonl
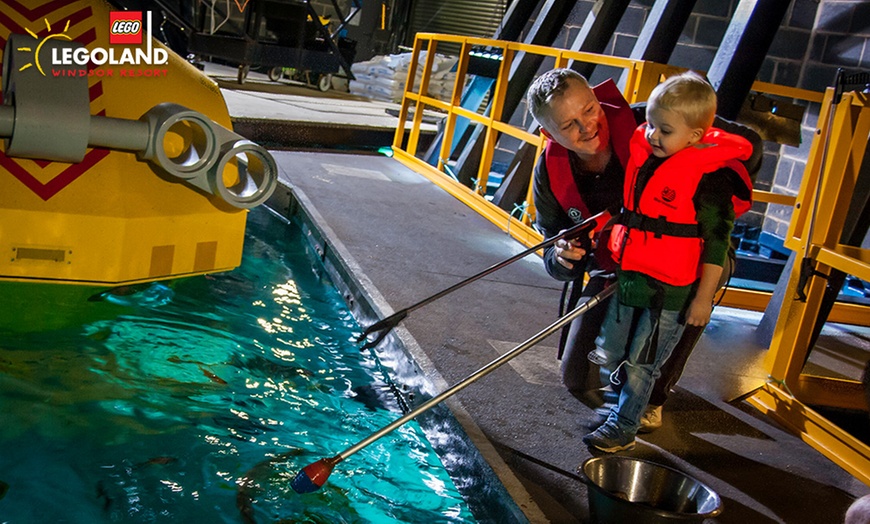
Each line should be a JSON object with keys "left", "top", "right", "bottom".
{"left": 2, "top": 34, "right": 90, "bottom": 162}
{"left": 205, "top": 140, "right": 278, "bottom": 209}
{"left": 138, "top": 102, "right": 218, "bottom": 180}
{"left": 88, "top": 115, "right": 150, "bottom": 152}
{"left": 0, "top": 106, "right": 13, "bottom": 137}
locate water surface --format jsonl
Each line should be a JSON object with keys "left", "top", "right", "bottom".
{"left": 0, "top": 207, "right": 476, "bottom": 523}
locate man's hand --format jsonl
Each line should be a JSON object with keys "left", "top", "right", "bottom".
{"left": 554, "top": 229, "right": 593, "bottom": 269}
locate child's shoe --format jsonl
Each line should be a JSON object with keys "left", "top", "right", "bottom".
{"left": 582, "top": 423, "right": 636, "bottom": 453}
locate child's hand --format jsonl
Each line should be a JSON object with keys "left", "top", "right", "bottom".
{"left": 687, "top": 263, "right": 724, "bottom": 327}
{"left": 685, "top": 296, "right": 713, "bottom": 326}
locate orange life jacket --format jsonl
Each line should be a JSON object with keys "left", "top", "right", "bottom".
{"left": 608, "top": 125, "right": 753, "bottom": 286}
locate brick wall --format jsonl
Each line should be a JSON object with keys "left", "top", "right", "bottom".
{"left": 761, "top": 0, "right": 867, "bottom": 240}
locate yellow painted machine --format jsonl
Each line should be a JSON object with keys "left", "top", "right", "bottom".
{"left": 0, "top": 1, "right": 277, "bottom": 330}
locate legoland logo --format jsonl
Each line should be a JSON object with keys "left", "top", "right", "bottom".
{"left": 15, "top": 11, "right": 168, "bottom": 78}
{"left": 109, "top": 11, "right": 143, "bottom": 45}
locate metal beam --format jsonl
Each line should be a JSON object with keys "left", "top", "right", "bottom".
{"left": 629, "top": 0, "right": 699, "bottom": 63}
{"left": 707, "top": 0, "right": 792, "bottom": 120}
{"left": 569, "top": 0, "right": 632, "bottom": 78}
{"left": 455, "top": 0, "right": 577, "bottom": 186}
{"left": 496, "top": 0, "right": 545, "bottom": 42}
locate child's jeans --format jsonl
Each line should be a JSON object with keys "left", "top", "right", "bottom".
{"left": 593, "top": 297, "right": 686, "bottom": 436}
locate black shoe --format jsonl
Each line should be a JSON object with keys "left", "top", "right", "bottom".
{"left": 582, "top": 423, "right": 636, "bottom": 453}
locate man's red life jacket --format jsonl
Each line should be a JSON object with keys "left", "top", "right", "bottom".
{"left": 543, "top": 79, "right": 636, "bottom": 226}
{"left": 608, "top": 125, "right": 753, "bottom": 286}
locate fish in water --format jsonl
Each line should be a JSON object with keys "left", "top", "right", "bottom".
{"left": 230, "top": 353, "right": 314, "bottom": 379}
{"left": 135, "top": 456, "right": 178, "bottom": 468}
{"left": 95, "top": 480, "right": 112, "bottom": 512}
{"left": 212, "top": 412, "right": 276, "bottom": 438}
{"left": 88, "top": 282, "right": 174, "bottom": 307}
{"left": 350, "top": 380, "right": 410, "bottom": 413}
{"left": 167, "top": 356, "right": 228, "bottom": 385}
{"left": 197, "top": 365, "right": 227, "bottom": 385}
{"left": 0, "top": 479, "right": 8, "bottom": 500}
{"left": 237, "top": 449, "right": 304, "bottom": 524}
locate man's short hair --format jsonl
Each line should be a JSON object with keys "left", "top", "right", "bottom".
{"left": 648, "top": 71, "right": 717, "bottom": 130}
{"left": 527, "top": 68, "right": 590, "bottom": 127}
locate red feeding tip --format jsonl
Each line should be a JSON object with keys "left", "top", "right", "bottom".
{"left": 291, "top": 456, "right": 340, "bottom": 494}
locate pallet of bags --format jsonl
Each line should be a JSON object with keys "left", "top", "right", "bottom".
{"left": 349, "top": 52, "right": 458, "bottom": 102}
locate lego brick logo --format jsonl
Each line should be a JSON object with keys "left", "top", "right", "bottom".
{"left": 109, "top": 11, "right": 142, "bottom": 45}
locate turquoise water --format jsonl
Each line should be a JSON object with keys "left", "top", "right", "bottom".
{"left": 0, "top": 208, "right": 476, "bottom": 523}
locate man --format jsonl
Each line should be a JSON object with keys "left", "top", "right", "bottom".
{"left": 527, "top": 68, "right": 757, "bottom": 432}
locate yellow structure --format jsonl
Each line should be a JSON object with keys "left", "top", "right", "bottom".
{"left": 0, "top": 1, "right": 254, "bottom": 287}
{"left": 746, "top": 88, "right": 870, "bottom": 485}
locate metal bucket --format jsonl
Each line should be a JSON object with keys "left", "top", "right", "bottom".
{"left": 580, "top": 456, "right": 723, "bottom": 523}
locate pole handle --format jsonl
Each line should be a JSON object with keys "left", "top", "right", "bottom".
{"left": 358, "top": 209, "right": 614, "bottom": 347}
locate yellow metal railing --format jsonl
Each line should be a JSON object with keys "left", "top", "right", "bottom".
{"left": 390, "top": 34, "right": 864, "bottom": 324}
{"left": 745, "top": 89, "right": 870, "bottom": 486}
{"left": 391, "top": 34, "right": 662, "bottom": 248}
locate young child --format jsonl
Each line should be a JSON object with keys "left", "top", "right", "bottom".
{"left": 582, "top": 71, "right": 754, "bottom": 452}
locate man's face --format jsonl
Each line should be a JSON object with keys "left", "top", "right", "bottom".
{"left": 644, "top": 105, "right": 703, "bottom": 158}
{"left": 539, "top": 79, "right": 610, "bottom": 157}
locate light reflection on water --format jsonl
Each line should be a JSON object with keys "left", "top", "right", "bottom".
{"left": 0, "top": 208, "right": 476, "bottom": 523}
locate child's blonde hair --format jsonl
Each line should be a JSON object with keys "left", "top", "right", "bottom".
{"left": 648, "top": 71, "right": 717, "bottom": 130}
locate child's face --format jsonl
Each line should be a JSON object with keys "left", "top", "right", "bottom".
{"left": 644, "top": 106, "right": 704, "bottom": 158}
{"left": 539, "top": 79, "right": 610, "bottom": 158}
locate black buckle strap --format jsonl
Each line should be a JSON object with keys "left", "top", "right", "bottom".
{"left": 622, "top": 210, "right": 701, "bottom": 238}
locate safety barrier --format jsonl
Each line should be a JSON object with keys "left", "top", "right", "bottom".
{"left": 745, "top": 87, "right": 870, "bottom": 486}
{"left": 389, "top": 33, "right": 866, "bottom": 325}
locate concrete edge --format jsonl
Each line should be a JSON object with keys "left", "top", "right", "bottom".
{"left": 265, "top": 182, "right": 550, "bottom": 524}
{"left": 231, "top": 118, "right": 436, "bottom": 152}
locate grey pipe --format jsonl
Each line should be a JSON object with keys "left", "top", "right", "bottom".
{"left": 88, "top": 115, "right": 151, "bottom": 152}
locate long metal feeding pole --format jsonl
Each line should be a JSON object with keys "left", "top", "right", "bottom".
{"left": 344, "top": 284, "right": 615, "bottom": 459}
{"left": 292, "top": 283, "right": 616, "bottom": 493}
{"left": 359, "top": 209, "right": 612, "bottom": 349}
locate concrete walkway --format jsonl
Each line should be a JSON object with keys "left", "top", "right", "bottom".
{"left": 218, "top": 72, "right": 870, "bottom": 523}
